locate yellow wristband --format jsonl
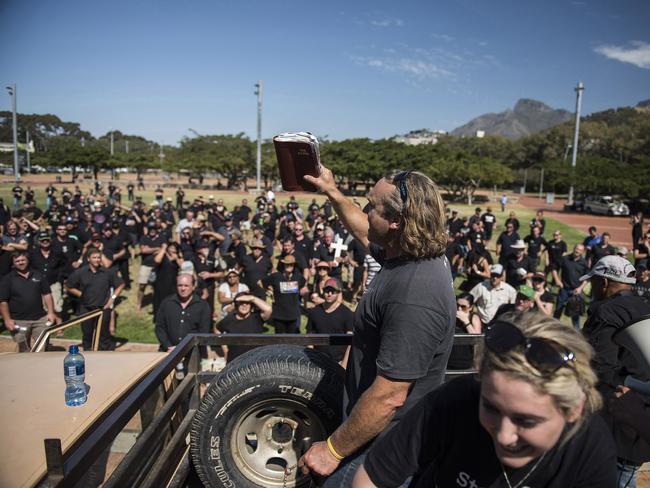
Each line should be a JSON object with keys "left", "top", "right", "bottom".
{"left": 326, "top": 436, "right": 344, "bottom": 461}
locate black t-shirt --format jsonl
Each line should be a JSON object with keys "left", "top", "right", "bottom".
{"left": 139, "top": 234, "right": 166, "bottom": 266}
{"left": 346, "top": 244, "right": 456, "bottom": 431}
{"left": 0, "top": 270, "right": 49, "bottom": 320}
{"left": 240, "top": 254, "right": 272, "bottom": 290}
{"left": 155, "top": 294, "right": 212, "bottom": 349}
{"left": 364, "top": 375, "right": 617, "bottom": 488}
{"left": 218, "top": 311, "right": 265, "bottom": 361}
{"left": 67, "top": 266, "right": 124, "bottom": 310}
{"left": 306, "top": 304, "right": 354, "bottom": 361}
{"left": 506, "top": 255, "right": 534, "bottom": 288}
{"left": 590, "top": 244, "right": 615, "bottom": 267}
{"left": 497, "top": 231, "right": 521, "bottom": 262}
{"left": 481, "top": 212, "right": 496, "bottom": 236}
{"left": 524, "top": 235, "right": 546, "bottom": 260}
{"left": 546, "top": 239, "right": 568, "bottom": 268}
{"left": 261, "top": 271, "right": 306, "bottom": 321}
{"left": 558, "top": 255, "right": 588, "bottom": 289}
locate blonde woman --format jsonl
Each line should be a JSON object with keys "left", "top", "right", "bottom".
{"left": 352, "top": 312, "right": 616, "bottom": 488}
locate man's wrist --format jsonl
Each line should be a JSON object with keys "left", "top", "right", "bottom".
{"left": 326, "top": 436, "right": 345, "bottom": 461}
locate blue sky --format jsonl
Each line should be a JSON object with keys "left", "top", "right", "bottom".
{"left": 1, "top": 0, "right": 649, "bottom": 145}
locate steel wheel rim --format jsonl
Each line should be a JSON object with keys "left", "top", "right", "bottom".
{"left": 229, "top": 397, "right": 327, "bottom": 487}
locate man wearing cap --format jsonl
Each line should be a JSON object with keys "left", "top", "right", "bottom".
{"left": 552, "top": 243, "right": 588, "bottom": 330}
{"left": 297, "top": 166, "right": 455, "bottom": 486}
{"left": 492, "top": 284, "right": 536, "bottom": 320}
{"left": 469, "top": 263, "right": 517, "bottom": 325}
{"left": 531, "top": 271, "right": 554, "bottom": 315}
{"left": 278, "top": 237, "right": 310, "bottom": 281}
{"left": 29, "top": 231, "right": 66, "bottom": 316}
{"left": 0, "top": 252, "right": 58, "bottom": 352}
{"left": 261, "top": 254, "right": 307, "bottom": 334}
{"left": 580, "top": 255, "right": 650, "bottom": 485}
{"left": 306, "top": 277, "right": 354, "bottom": 364}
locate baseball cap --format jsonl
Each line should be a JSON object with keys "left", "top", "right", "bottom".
{"left": 37, "top": 231, "right": 51, "bottom": 241}
{"left": 323, "top": 278, "right": 341, "bottom": 291}
{"left": 315, "top": 260, "right": 330, "bottom": 269}
{"left": 532, "top": 271, "right": 546, "bottom": 281}
{"left": 579, "top": 255, "right": 636, "bottom": 285}
{"left": 226, "top": 268, "right": 240, "bottom": 276}
{"left": 490, "top": 264, "right": 504, "bottom": 275}
{"left": 517, "top": 285, "right": 535, "bottom": 300}
{"left": 180, "top": 261, "right": 195, "bottom": 273}
{"left": 316, "top": 224, "right": 325, "bottom": 231}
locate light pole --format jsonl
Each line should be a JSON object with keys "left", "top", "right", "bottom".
{"left": 5, "top": 84, "right": 20, "bottom": 181}
{"left": 254, "top": 81, "right": 262, "bottom": 192}
{"left": 567, "top": 82, "right": 584, "bottom": 206}
{"left": 159, "top": 143, "right": 165, "bottom": 172}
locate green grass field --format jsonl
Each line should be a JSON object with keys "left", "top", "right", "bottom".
{"left": 0, "top": 177, "right": 589, "bottom": 344}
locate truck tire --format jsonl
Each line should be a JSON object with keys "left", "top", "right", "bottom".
{"left": 190, "top": 345, "right": 344, "bottom": 488}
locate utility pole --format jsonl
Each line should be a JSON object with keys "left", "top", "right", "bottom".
{"left": 26, "top": 130, "right": 31, "bottom": 174}
{"left": 5, "top": 84, "right": 20, "bottom": 181}
{"left": 568, "top": 82, "right": 584, "bottom": 206}
{"left": 539, "top": 168, "right": 544, "bottom": 199}
{"left": 125, "top": 140, "right": 129, "bottom": 153}
{"left": 110, "top": 128, "right": 114, "bottom": 156}
{"left": 254, "top": 81, "right": 263, "bottom": 192}
{"left": 159, "top": 143, "right": 165, "bottom": 172}
{"left": 81, "top": 136, "right": 85, "bottom": 147}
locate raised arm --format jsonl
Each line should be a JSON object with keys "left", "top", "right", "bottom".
{"left": 304, "top": 166, "right": 370, "bottom": 249}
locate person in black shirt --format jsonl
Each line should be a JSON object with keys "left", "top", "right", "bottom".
{"left": 306, "top": 278, "right": 354, "bottom": 364}
{"left": 632, "top": 264, "right": 650, "bottom": 299}
{"left": 215, "top": 292, "right": 272, "bottom": 362}
{"left": 552, "top": 244, "right": 588, "bottom": 330}
{"left": 544, "top": 229, "right": 567, "bottom": 273}
{"left": 240, "top": 240, "right": 272, "bottom": 300}
{"left": 0, "top": 252, "right": 57, "bottom": 352}
{"left": 355, "top": 313, "right": 616, "bottom": 488}
{"left": 505, "top": 240, "right": 534, "bottom": 288}
{"left": 531, "top": 271, "right": 554, "bottom": 316}
{"left": 155, "top": 272, "right": 212, "bottom": 352}
{"left": 137, "top": 222, "right": 166, "bottom": 312}
{"left": 261, "top": 254, "right": 307, "bottom": 334}
{"left": 530, "top": 209, "right": 546, "bottom": 236}
{"left": 29, "top": 231, "right": 65, "bottom": 316}
{"left": 504, "top": 210, "right": 520, "bottom": 231}
{"left": 67, "top": 247, "right": 124, "bottom": 350}
{"left": 480, "top": 207, "right": 497, "bottom": 242}
{"left": 633, "top": 232, "right": 650, "bottom": 267}
{"left": 524, "top": 225, "right": 546, "bottom": 270}
{"left": 588, "top": 231, "right": 615, "bottom": 268}
{"left": 579, "top": 255, "right": 650, "bottom": 483}
{"left": 447, "top": 292, "right": 482, "bottom": 370}
{"left": 496, "top": 221, "right": 520, "bottom": 265}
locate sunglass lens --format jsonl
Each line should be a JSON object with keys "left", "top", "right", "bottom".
{"left": 485, "top": 322, "right": 525, "bottom": 354}
{"left": 526, "top": 339, "right": 565, "bottom": 373}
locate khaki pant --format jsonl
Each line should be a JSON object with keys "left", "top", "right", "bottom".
{"left": 12, "top": 315, "right": 50, "bottom": 352}
{"left": 50, "top": 282, "right": 63, "bottom": 313}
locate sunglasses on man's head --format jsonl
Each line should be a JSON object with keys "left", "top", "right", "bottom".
{"left": 485, "top": 321, "right": 575, "bottom": 375}
{"left": 393, "top": 170, "right": 414, "bottom": 204}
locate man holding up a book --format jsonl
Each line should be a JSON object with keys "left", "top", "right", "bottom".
{"left": 297, "top": 165, "right": 456, "bottom": 486}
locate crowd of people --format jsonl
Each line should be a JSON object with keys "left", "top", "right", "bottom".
{"left": 0, "top": 182, "right": 377, "bottom": 360}
{"left": 1, "top": 176, "right": 650, "bottom": 486}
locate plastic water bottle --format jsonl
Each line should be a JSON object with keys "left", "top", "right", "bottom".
{"left": 64, "top": 345, "right": 87, "bottom": 406}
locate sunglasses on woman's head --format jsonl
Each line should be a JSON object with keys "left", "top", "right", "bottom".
{"left": 393, "top": 170, "right": 414, "bottom": 203}
{"left": 485, "top": 321, "right": 575, "bottom": 375}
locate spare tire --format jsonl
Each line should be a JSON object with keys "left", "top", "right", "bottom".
{"left": 190, "top": 345, "right": 344, "bottom": 488}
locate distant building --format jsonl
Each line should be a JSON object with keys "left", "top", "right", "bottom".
{"left": 475, "top": 130, "right": 485, "bottom": 138}
{"left": 392, "top": 129, "right": 448, "bottom": 146}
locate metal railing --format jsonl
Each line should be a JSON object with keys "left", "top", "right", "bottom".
{"left": 40, "top": 332, "right": 484, "bottom": 487}
{"left": 31, "top": 309, "right": 106, "bottom": 352}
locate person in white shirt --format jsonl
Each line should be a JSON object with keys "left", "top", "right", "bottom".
{"left": 469, "top": 264, "right": 517, "bottom": 325}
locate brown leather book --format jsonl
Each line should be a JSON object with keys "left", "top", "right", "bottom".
{"left": 273, "top": 132, "right": 321, "bottom": 192}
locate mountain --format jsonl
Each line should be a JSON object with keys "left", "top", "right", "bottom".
{"left": 451, "top": 99, "right": 573, "bottom": 139}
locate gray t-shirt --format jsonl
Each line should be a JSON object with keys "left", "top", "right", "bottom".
{"left": 345, "top": 244, "right": 456, "bottom": 432}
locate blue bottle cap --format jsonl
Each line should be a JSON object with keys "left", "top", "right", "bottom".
{"left": 69, "top": 345, "right": 79, "bottom": 354}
